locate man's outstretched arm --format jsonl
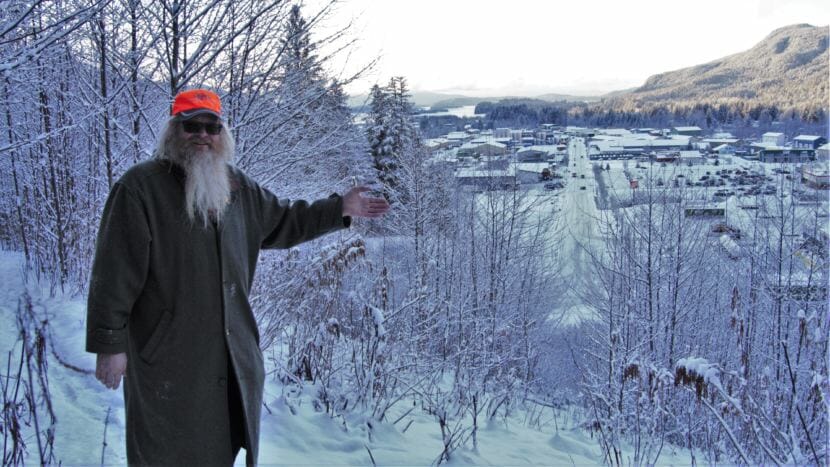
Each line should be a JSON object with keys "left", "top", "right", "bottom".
{"left": 257, "top": 185, "right": 389, "bottom": 249}
{"left": 342, "top": 186, "right": 390, "bottom": 218}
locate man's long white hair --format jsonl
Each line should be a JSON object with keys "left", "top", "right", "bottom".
{"left": 155, "top": 118, "right": 235, "bottom": 226}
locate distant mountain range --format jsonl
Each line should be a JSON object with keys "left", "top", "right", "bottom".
{"left": 347, "top": 91, "right": 599, "bottom": 110}
{"left": 350, "top": 24, "right": 829, "bottom": 114}
{"left": 608, "top": 23, "right": 829, "bottom": 112}
{"left": 347, "top": 91, "right": 472, "bottom": 109}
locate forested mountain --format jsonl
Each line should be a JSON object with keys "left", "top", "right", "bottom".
{"left": 467, "top": 24, "right": 829, "bottom": 133}
{"left": 609, "top": 24, "right": 829, "bottom": 114}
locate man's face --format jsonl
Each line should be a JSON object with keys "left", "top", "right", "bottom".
{"left": 178, "top": 115, "right": 222, "bottom": 154}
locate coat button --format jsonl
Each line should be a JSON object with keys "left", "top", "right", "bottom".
{"left": 218, "top": 377, "right": 226, "bottom": 387}
{"left": 226, "top": 329, "right": 231, "bottom": 336}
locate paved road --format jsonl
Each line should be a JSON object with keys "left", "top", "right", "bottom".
{"left": 554, "top": 138, "right": 603, "bottom": 323}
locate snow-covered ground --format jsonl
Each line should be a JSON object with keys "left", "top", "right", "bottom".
{"left": 0, "top": 250, "right": 700, "bottom": 465}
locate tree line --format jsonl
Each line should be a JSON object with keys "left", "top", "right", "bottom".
{"left": 473, "top": 98, "right": 828, "bottom": 138}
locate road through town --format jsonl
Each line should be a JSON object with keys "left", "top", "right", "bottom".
{"left": 554, "top": 138, "right": 604, "bottom": 323}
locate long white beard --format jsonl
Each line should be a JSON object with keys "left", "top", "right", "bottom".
{"left": 182, "top": 149, "right": 231, "bottom": 226}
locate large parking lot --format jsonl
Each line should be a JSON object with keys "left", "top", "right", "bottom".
{"left": 592, "top": 156, "right": 827, "bottom": 208}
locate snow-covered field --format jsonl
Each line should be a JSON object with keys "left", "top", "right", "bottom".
{"left": 0, "top": 250, "right": 703, "bottom": 465}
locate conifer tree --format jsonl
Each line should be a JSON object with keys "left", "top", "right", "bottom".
{"left": 265, "top": 4, "right": 368, "bottom": 195}
{"left": 366, "top": 76, "right": 418, "bottom": 200}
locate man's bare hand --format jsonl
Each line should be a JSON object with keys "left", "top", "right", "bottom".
{"left": 343, "top": 186, "right": 390, "bottom": 218}
{"left": 96, "top": 353, "right": 127, "bottom": 390}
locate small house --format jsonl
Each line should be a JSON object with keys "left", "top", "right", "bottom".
{"left": 761, "top": 132, "right": 785, "bottom": 146}
{"left": 793, "top": 135, "right": 827, "bottom": 150}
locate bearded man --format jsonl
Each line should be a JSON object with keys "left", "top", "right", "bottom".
{"left": 85, "top": 89, "right": 388, "bottom": 465}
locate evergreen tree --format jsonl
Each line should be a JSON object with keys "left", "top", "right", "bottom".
{"left": 264, "top": 4, "right": 369, "bottom": 196}
{"left": 367, "top": 83, "right": 394, "bottom": 192}
{"left": 366, "top": 77, "right": 418, "bottom": 200}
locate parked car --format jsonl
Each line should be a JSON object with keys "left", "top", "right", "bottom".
{"left": 580, "top": 186, "right": 586, "bottom": 190}
{"left": 711, "top": 223, "right": 741, "bottom": 239}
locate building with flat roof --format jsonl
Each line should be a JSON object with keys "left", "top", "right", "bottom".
{"left": 761, "top": 132, "right": 785, "bottom": 146}
{"left": 678, "top": 151, "right": 706, "bottom": 165}
{"left": 793, "top": 135, "right": 827, "bottom": 150}
{"left": 457, "top": 141, "right": 508, "bottom": 158}
{"left": 672, "top": 126, "right": 702, "bottom": 137}
{"left": 802, "top": 163, "right": 830, "bottom": 189}
{"left": 455, "top": 166, "right": 517, "bottom": 190}
{"left": 517, "top": 145, "right": 564, "bottom": 162}
{"left": 758, "top": 147, "right": 812, "bottom": 163}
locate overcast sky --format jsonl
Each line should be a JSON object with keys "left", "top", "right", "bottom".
{"left": 312, "top": 0, "right": 830, "bottom": 97}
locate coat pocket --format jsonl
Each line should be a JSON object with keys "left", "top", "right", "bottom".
{"left": 139, "top": 309, "right": 173, "bottom": 364}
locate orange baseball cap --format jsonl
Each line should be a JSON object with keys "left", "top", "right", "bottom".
{"left": 171, "top": 89, "right": 222, "bottom": 120}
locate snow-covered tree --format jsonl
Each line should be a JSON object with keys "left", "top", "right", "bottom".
{"left": 366, "top": 76, "right": 419, "bottom": 201}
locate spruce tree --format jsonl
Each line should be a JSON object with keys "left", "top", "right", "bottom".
{"left": 270, "top": 4, "right": 369, "bottom": 194}
{"left": 366, "top": 77, "right": 418, "bottom": 200}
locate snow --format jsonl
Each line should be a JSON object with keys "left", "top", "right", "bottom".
{"left": 719, "top": 234, "right": 742, "bottom": 258}
{"left": 0, "top": 250, "right": 695, "bottom": 465}
{"left": 0, "top": 250, "right": 128, "bottom": 465}
{"left": 675, "top": 357, "right": 724, "bottom": 393}
{"left": 370, "top": 306, "right": 387, "bottom": 338}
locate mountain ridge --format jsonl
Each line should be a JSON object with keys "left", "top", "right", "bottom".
{"left": 350, "top": 24, "right": 829, "bottom": 115}
{"left": 608, "top": 23, "right": 829, "bottom": 112}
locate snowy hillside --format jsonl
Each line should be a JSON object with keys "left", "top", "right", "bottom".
{"left": 1, "top": 250, "right": 697, "bottom": 465}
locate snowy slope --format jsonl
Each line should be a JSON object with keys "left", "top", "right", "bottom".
{"left": 0, "top": 250, "right": 693, "bottom": 465}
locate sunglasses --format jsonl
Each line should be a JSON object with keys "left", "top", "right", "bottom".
{"left": 181, "top": 120, "right": 223, "bottom": 135}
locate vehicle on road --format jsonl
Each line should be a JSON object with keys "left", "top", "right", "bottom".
{"left": 580, "top": 174, "right": 585, "bottom": 179}
{"left": 580, "top": 186, "right": 586, "bottom": 190}
{"left": 711, "top": 223, "right": 741, "bottom": 239}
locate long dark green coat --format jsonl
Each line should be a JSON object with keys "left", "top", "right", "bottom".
{"left": 86, "top": 159, "right": 349, "bottom": 465}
